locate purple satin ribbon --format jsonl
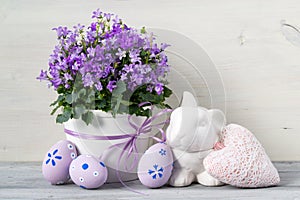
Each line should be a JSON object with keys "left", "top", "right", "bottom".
{"left": 64, "top": 105, "right": 172, "bottom": 194}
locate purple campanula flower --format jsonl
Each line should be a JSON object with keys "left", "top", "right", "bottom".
{"left": 87, "top": 47, "right": 96, "bottom": 57}
{"left": 160, "top": 43, "right": 170, "bottom": 50}
{"left": 95, "top": 82, "right": 103, "bottom": 91}
{"left": 116, "top": 48, "right": 126, "bottom": 60}
{"left": 73, "top": 23, "right": 85, "bottom": 32}
{"left": 155, "top": 83, "right": 164, "bottom": 95}
{"left": 123, "top": 64, "right": 133, "bottom": 73}
{"left": 90, "top": 22, "right": 97, "bottom": 32}
{"left": 72, "top": 62, "right": 79, "bottom": 71}
{"left": 65, "top": 84, "right": 70, "bottom": 89}
{"left": 129, "top": 50, "right": 141, "bottom": 63}
{"left": 101, "top": 66, "right": 112, "bottom": 78}
{"left": 83, "top": 73, "right": 94, "bottom": 87}
{"left": 92, "top": 9, "right": 102, "bottom": 18}
{"left": 147, "top": 85, "right": 154, "bottom": 92}
{"left": 37, "top": 70, "right": 48, "bottom": 81}
{"left": 107, "top": 80, "right": 116, "bottom": 92}
{"left": 104, "top": 13, "right": 112, "bottom": 21}
{"left": 64, "top": 73, "right": 73, "bottom": 81}
{"left": 52, "top": 26, "right": 70, "bottom": 38}
{"left": 112, "top": 15, "right": 120, "bottom": 24}
{"left": 120, "top": 73, "right": 128, "bottom": 81}
{"left": 99, "top": 22, "right": 105, "bottom": 30}
{"left": 87, "top": 30, "right": 96, "bottom": 43}
{"left": 52, "top": 77, "right": 63, "bottom": 89}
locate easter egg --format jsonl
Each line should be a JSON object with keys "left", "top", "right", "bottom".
{"left": 69, "top": 155, "right": 108, "bottom": 189}
{"left": 138, "top": 143, "right": 173, "bottom": 188}
{"left": 42, "top": 140, "right": 78, "bottom": 185}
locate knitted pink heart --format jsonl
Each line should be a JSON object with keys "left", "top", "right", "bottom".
{"left": 203, "top": 124, "right": 280, "bottom": 188}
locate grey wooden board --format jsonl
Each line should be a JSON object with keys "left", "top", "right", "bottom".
{"left": 0, "top": 162, "right": 299, "bottom": 200}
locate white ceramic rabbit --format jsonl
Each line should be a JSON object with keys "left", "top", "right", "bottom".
{"left": 166, "top": 91, "right": 226, "bottom": 187}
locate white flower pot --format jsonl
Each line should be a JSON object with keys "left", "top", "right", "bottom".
{"left": 64, "top": 110, "right": 151, "bottom": 183}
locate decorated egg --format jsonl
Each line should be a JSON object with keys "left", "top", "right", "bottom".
{"left": 138, "top": 142, "right": 173, "bottom": 188}
{"left": 42, "top": 140, "right": 78, "bottom": 185}
{"left": 69, "top": 155, "right": 108, "bottom": 189}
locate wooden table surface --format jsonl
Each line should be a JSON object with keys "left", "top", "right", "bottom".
{"left": 0, "top": 162, "right": 299, "bottom": 200}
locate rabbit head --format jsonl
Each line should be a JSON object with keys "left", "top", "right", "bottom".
{"left": 166, "top": 92, "right": 226, "bottom": 152}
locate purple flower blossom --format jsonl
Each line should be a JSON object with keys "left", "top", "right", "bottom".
{"left": 73, "top": 23, "right": 85, "bottom": 32}
{"left": 83, "top": 73, "right": 94, "bottom": 87}
{"left": 52, "top": 26, "right": 70, "bottom": 38}
{"left": 95, "top": 82, "right": 103, "bottom": 91}
{"left": 37, "top": 70, "right": 48, "bottom": 81}
{"left": 155, "top": 83, "right": 164, "bottom": 95}
{"left": 38, "top": 9, "right": 171, "bottom": 100}
{"left": 99, "top": 22, "right": 105, "bottom": 30}
{"left": 160, "top": 43, "right": 170, "bottom": 50}
{"left": 101, "top": 66, "right": 112, "bottom": 78}
{"left": 104, "top": 13, "right": 112, "bottom": 21}
{"left": 92, "top": 9, "right": 102, "bottom": 18}
{"left": 112, "top": 15, "right": 120, "bottom": 24}
{"left": 129, "top": 50, "right": 141, "bottom": 63}
{"left": 116, "top": 48, "right": 126, "bottom": 60}
{"left": 107, "top": 80, "right": 116, "bottom": 92}
{"left": 64, "top": 73, "right": 73, "bottom": 81}
{"left": 90, "top": 22, "right": 97, "bottom": 32}
{"left": 52, "top": 77, "right": 62, "bottom": 89}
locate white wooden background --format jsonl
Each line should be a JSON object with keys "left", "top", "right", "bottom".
{"left": 1, "top": 0, "right": 300, "bottom": 161}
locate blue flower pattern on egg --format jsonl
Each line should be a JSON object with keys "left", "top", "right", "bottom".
{"left": 148, "top": 164, "right": 164, "bottom": 179}
{"left": 45, "top": 149, "right": 62, "bottom": 167}
{"left": 159, "top": 148, "right": 166, "bottom": 156}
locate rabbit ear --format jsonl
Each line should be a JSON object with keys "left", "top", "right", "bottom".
{"left": 208, "top": 109, "right": 226, "bottom": 132}
{"left": 180, "top": 91, "right": 198, "bottom": 107}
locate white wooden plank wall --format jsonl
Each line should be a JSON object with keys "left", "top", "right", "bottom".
{"left": 0, "top": 0, "right": 300, "bottom": 161}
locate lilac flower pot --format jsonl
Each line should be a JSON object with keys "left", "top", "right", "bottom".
{"left": 64, "top": 110, "right": 151, "bottom": 183}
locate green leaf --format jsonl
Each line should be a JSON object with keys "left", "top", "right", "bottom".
{"left": 120, "top": 100, "right": 133, "bottom": 106}
{"left": 86, "top": 90, "right": 95, "bottom": 104}
{"left": 163, "top": 86, "right": 172, "bottom": 98}
{"left": 65, "top": 94, "right": 73, "bottom": 104}
{"left": 96, "top": 99, "right": 107, "bottom": 109}
{"left": 56, "top": 108, "right": 71, "bottom": 123}
{"left": 78, "top": 88, "right": 86, "bottom": 98}
{"left": 50, "top": 104, "right": 61, "bottom": 115}
{"left": 56, "top": 114, "right": 68, "bottom": 123}
{"left": 82, "top": 111, "right": 94, "bottom": 125}
{"left": 73, "top": 104, "right": 85, "bottom": 119}
{"left": 112, "top": 94, "right": 123, "bottom": 117}
{"left": 72, "top": 92, "right": 79, "bottom": 102}
{"left": 139, "top": 92, "right": 163, "bottom": 104}
{"left": 50, "top": 95, "right": 64, "bottom": 106}
{"left": 112, "top": 81, "right": 126, "bottom": 96}
{"left": 57, "top": 86, "right": 65, "bottom": 94}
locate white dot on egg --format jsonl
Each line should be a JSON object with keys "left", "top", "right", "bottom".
{"left": 93, "top": 171, "right": 99, "bottom": 177}
{"left": 67, "top": 144, "right": 73, "bottom": 149}
{"left": 79, "top": 177, "right": 84, "bottom": 182}
{"left": 71, "top": 153, "right": 76, "bottom": 159}
{"left": 86, "top": 155, "right": 91, "bottom": 158}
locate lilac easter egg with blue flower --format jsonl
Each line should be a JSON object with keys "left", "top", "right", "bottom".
{"left": 42, "top": 140, "right": 77, "bottom": 185}
{"left": 138, "top": 143, "right": 173, "bottom": 188}
{"left": 69, "top": 155, "right": 108, "bottom": 189}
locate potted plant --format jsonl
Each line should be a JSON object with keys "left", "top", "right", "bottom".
{"left": 37, "top": 9, "right": 172, "bottom": 182}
